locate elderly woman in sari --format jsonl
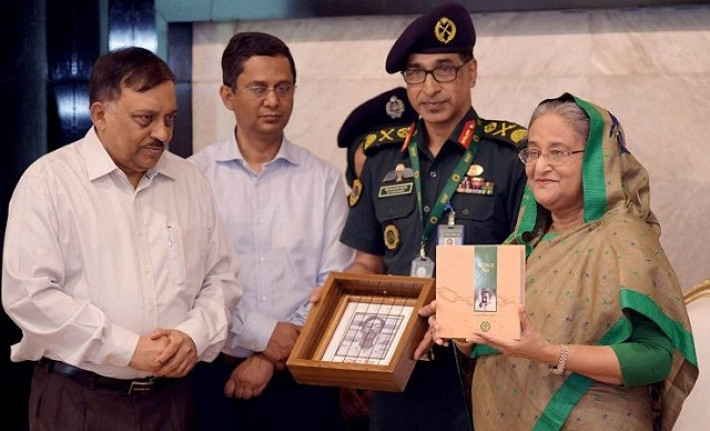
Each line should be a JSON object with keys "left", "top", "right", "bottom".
{"left": 416, "top": 93, "right": 698, "bottom": 430}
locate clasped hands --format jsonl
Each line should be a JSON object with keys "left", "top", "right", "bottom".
{"left": 129, "top": 328, "right": 197, "bottom": 378}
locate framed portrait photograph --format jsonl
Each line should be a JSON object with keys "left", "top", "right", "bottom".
{"left": 286, "top": 272, "right": 435, "bottom": 392}
{"left": 321, "top": 301, "right": 413, "bottom": 365}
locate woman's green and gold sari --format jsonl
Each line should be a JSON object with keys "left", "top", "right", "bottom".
{"left": 472, "top": 94, "right": 697, "bottom": 430}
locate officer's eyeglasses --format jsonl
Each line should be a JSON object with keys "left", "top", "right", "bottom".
{"left": 518, "top": 148, "right": 585, "bottom": 165}
{"left": 235, "top": 83, "right": 296, "bottom": 100}
{"left": 401, "top": 59, "right": 472, "bottom": 84}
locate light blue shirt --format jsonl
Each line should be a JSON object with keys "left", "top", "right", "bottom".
{"left": 190, "top": 133, "right": 354, "bottom": 357}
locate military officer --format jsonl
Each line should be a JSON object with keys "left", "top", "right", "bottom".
{"left": 339, "top": 3, "right": 528, "bottom": 430}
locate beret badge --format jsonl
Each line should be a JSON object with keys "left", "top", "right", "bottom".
{"left": 434, "top": 16, "right": 457, "bottom": 44}
{"left": 385, "top": 95, "right": 406, "bottom": 119}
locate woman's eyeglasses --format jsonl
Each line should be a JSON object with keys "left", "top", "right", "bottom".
{"left": 518, "top": 148, "right": 585, "bottom": 165}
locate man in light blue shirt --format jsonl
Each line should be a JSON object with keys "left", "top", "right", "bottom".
{"left": 189, "top": 31, "right": 354, "bottom": 431}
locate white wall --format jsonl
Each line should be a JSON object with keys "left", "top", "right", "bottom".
{"left": 192, "top": 6, "right": 710, "bottom": 290}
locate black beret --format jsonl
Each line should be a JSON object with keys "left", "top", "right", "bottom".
{"left": 337, "top": 87, "right": 418, "bottom": 187}
{"left": 386, "top": 2, "right": 476, "bottom": 74}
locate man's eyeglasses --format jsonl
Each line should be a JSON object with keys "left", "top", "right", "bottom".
{"left": 235, "top": 83, "right": 296, "bottom": 100}
{"left": 401, "top": 59, "right": 472, "bottom": 84}
{"left": 518, "top": 148, "right": 585, "bottom": 165}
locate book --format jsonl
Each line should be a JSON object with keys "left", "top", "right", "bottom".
{"left": 435, "top": 245, "right": 525, "bottom": 340}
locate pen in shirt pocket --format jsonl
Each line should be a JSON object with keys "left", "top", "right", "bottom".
{"left": 167, "top": 225, "right": 173, "bottom": 248}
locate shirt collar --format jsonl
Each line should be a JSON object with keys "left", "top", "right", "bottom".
{"left": 448, "top": 107, "right": 479, "bottom": 149}
{"left": 416, "top": 107, "right": 479, "bottom": 153}
{"left": 82, "top": 127, "right": 176, "bottom": 182}
{"left": 223, "top": 128, "right": 302, "bottom": 167}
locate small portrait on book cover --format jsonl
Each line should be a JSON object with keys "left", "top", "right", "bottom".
{"left": 475, "top": 288, "right": 497, "bottom": 312}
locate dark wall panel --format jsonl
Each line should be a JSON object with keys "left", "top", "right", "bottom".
{"left": 109, "top": 0, "right": 157, "bottom": 51}
{"left": 168, "top": 23, "right": 193, "bottom": 158}
{"left": 1, "top": 1, "right": 48, "bottom": 430}
{"left": 109, "top": 1, "right": 193, "bottom": 157}
{"left": 46, "top": 0, "right": 100, "bottom": 150}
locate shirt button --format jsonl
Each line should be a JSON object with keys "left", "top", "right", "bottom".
{"left": 262, "top": 296, "right": 266, "bottom": 301}
{"left": 259, "top": 257, "right": 265, "bottom": 262}
{"left": 423, "top": 205, "right": 430, "bottom": 213}
{"left": 429, "top": 171, "right": 437, "bottom": 178}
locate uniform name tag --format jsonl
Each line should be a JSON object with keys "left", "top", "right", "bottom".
{"left": 378, "top": 183, "right": 414, "bottom": 198}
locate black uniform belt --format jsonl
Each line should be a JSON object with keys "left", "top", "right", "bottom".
{"left": 39, "top": 358, "right": 170, "bottom": 395}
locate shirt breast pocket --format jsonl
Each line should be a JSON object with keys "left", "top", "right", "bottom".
{"left": 165, "top": 224, "right": 205, "bottom": 289}
{"left": 373, "top": 188, "right": 416, "bottom": 223}
{"left": 166, "top": 225, "right": 187, "bottom": 286}
{"left": 451, "top": 193, "right": 495, "bottom": 222}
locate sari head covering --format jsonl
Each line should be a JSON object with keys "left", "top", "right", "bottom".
{"left": 473, "top": 93, "right": 697, "bottom": 430}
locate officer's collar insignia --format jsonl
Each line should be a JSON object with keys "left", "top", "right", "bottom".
{"left": 386, "top": 96, "right": 406, "bottom": 119}
{"left": 434, "top": 16, "right": 457, "bottom": 44}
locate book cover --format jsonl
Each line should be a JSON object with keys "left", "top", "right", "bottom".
{"left": 435, "top": 245, "right": 525, "bottom": 340}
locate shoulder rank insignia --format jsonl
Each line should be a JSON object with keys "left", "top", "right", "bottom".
{"left": 362, "top": 125, "right": 411, "bottom": 154}
{"left": 481, "top": 119, "right": 527, "bottom": 147}
{"left": 349, "top": 179, "right": 363, "bottom": 207}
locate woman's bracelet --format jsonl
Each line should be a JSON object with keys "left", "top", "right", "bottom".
{"left": 549, "top": 344, "right": 569, "bottom": 375}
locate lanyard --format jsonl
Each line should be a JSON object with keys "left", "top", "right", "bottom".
{"left": 406, "top": 119, "right": 482, "bottom": 256}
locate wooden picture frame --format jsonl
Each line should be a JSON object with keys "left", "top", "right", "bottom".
{"left": 286, "top": 272, "right": 435, "bottom": 392}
